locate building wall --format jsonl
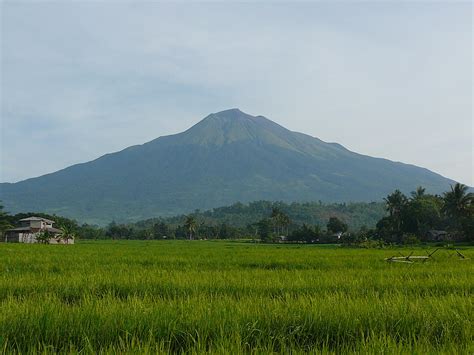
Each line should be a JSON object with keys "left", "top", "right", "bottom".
{"left": 4, "top": 233, "right": 20, "bottom": 243}
{"left": 4, "top": 230, "right": 74, "bottom": 244}
{"left": 18, "top": 220, "right": 52, "bottom": 229}
{"left": 19, "top": 233, "right": 38, "bottom": 243}
{"left": 30, "top": 221, "right": 42, "bottom": 229}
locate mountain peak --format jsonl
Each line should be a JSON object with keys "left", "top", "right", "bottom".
{"left": 215, "top": 108, "right": 245, "bottom": 115}
{"left": 209, "top": 108, "right": 254, "bottom": 121}
{"left": 179, "top": 108, "right": 289, "bottom": 147}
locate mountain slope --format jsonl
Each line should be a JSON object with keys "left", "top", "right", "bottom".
{"left": 0, "top": 109, "right": 456, "bottom": 224}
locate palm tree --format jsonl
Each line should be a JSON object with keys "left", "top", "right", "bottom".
{"left": 383, "top": 190, "right": 407, "bottom": 235}
{"left": 184, "top": 215, "right": 197, "bottom": 240}
{"left": 383, "top": 190, "right": 407, "bottom": 217}
{"left": 442, "top": 183, "right": 473, "bottom": 219}
{"left": 411, "top": 186, "right": 426, "bottom": 200}
{"left": 59, "top": 224, "right": 75, "bottom": 244}
{"left": 271, "top": 207, "right": 282, "bottom": 235}
{"left": 0, "top": 203, "right": 13, "bottom": 242}
{"left": 36, "top": 230, "right": 52, "bottom": 244}
{"left": 280, "top": 213, "right": 291, "bottom": 236}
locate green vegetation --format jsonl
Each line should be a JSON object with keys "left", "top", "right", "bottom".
{"left": 35, "top": 230, "right": 53, "bottom": 244}
{"left": 0, "top": 185, "right": 472, "bottom": 352}
{"left": 0, "top": 200, "right": 386, "bottom": 241}
{"left": 141, "top": 184, "right": 472, "bottom": 244}
{"left": 1, "top": 183, "right": 472, "bottom": 245}
{"left": 137, "top": 200, "right": 386, "bottom": 237}
{"left": 0, "top": 241, "right": 472, "bottom": 353}
{"left": 375, "top": 183, "right": 473, "bottom": 243}
{"left": 0, "top": 204, "right": 13, "bottom": 237}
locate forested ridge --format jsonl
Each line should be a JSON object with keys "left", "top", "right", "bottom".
{"left": 136, "top": 200, "right": 385, "bottom": 230}
{"left": 1, "top": 183, "right": 472, "bottom": 244}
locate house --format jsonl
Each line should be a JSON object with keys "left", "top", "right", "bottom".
{"left": 426, "top": 230, "right": 449, "bottom": 242}
{"left": 4, "top": 217, "right": 73, "bottom": 244}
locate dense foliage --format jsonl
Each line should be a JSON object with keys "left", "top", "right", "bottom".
{"left": 134, "top": 201, "right": 385, "bottom": 239}
{"left": 0, "top": 200, "right": 384, "bottom": 241}
{"left": 0, "top": 183, "right": 472, "bottom": 244}
{"left": 374, "top": 184, "right": 473, "bottom": 243}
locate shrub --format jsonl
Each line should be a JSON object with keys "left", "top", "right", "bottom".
{"left": 402, "top": 234, "right": 420, "bottom": 245}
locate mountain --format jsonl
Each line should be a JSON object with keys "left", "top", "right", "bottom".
{"left": 0, "top": 108, "right": 456, "bottom": 225}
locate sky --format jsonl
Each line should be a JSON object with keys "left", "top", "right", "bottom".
{"left": 1, "top": 1, "right": 472, "bottom": 185}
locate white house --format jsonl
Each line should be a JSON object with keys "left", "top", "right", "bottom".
{"left": 4, "top": 217, "right": 73, "bottom": 244}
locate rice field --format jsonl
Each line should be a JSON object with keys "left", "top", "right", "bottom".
{"left": 0, "top": 240, "right": 472, "bottom": 354}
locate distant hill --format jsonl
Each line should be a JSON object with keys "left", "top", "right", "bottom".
{"left": 134, "top": 200, "right": 387, "bottom": 232}
{"left": 0, "top": 108, "right": 456, "bottom": 225}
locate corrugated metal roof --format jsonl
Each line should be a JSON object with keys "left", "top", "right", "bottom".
{"left": 19, "top": 216, "right": 55, "bottom": 224}
{"left": 6, "top": 226, "right": 61, "bottom": 233}
{"left": 6, "top": 227, "right": 33, "bottom": 232}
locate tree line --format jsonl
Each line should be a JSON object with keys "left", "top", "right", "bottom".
{"left": 274, "top": 183, "right": 473, "bottom": 245}
{"left": 374, "top": 184, "right": 473, "bottom": 243}
{"left": 0, "top": 183, "right": 472, "bottom": 244}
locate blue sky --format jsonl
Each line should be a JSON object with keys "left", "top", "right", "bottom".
{"left": 1, "top": 1, "right": 472, "bottom": 185}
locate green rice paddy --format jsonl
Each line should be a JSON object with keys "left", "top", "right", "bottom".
{"left": 0, "top": 241, "right": 472, "bottom": 353}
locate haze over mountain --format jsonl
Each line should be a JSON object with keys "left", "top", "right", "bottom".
{"left": 0, "top": 109, "right": 456, "bottom": 225}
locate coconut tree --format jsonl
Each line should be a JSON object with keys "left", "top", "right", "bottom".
{"left": 36, "top": 230, "right": 52, "bottom": 244}
{"left": 280, "top": 213, "right": 291, "bottom": 236}
{"left": 383, "top": 190, "right": 407, "bottom": 236}
{"left": 59, "top": 224, "right": 76, "bottom": 244}
{"left": 0, "top": 203, "right": 13, "bottom": 241}
{"left": 384, "top": 190, "right": 407, "bottom": 217}
{"left": 411, "top": 186, "right": 426, "bottom": 200}
{"left": 271, "top": 207, "right": 282, "bottom": 235}
{"left": 184, "top": 215, "right": 197, "bottom": 240}
{"left": 442, "top": 183, "right": 473, "bottom": 219}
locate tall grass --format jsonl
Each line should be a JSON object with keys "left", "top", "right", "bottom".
{"left": 0, "top": 241, "right": 472, "bottom": 353}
